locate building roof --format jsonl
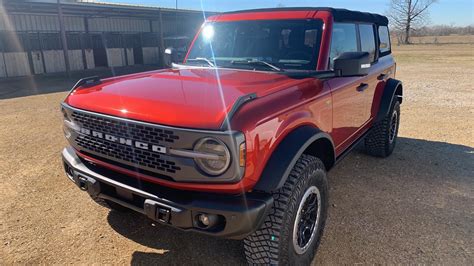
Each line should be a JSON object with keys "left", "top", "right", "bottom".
{"left": 223, "top": 7, "right": 389, "bottom": 26}
{"left": 5, "top": 0, "right": 215, "bottom": 18}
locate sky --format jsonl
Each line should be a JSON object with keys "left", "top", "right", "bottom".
{"left": 93, "top": 0, "right": 474, "bottom": 26}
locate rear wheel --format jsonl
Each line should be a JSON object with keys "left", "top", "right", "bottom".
{"left": 364, "top": 100, "right": 401, "bottom": 157}
{"left": 244, "top": 155, "right": 328, "bottom": 265}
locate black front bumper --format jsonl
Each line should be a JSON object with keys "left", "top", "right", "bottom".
{"left": 62, "top": 147, "right": 273, "bottom": 240}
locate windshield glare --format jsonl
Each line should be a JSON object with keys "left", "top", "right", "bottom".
{"left": 186, "top": 19, "right": 323, "bottom": 71}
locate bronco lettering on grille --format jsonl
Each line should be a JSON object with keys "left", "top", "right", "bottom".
{"left": 79, "top": 127, "right": 167, "bottom": 154}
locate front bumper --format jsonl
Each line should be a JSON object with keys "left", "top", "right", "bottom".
{"left": 62, "top": 147, "right": 273, "bottom": 239}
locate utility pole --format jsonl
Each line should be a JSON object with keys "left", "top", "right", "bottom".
{"left": 158, "top": 9, "right": 165, "bottom": 67}
{"left": 57, "top": 0, "right": 71, "bottom": 77}
{"left": 175, "top": 0, "right": 178, "bottom": 35}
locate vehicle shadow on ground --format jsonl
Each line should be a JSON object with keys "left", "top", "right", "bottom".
{"left": 107, "top": 210, "right": 247, "bottom": 265}
{"left": 106, "top": 137, "right": 473, "bottom": 265}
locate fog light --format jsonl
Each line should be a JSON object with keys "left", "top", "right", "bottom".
{"left": 199, "top": 214, "right": 210, "bottom": 226}
{"left": 196, "top": 213, "right": 219, "bottom": 228}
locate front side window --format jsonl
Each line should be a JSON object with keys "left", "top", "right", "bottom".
{"left": 329, "top": 23, "right": 358, "bottom": 68}
{"left": 359, "top": 24, "right": 376, "bottom": 62}
{"left": 186, "top": 19, "right": 323, "bottom": 71}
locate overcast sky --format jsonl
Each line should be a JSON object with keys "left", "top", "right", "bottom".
{"left": 93, "top": 0, "right": 473, "bottom": 26}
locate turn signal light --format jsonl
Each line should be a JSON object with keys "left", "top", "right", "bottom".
{"left": 239, "top": 142, "right": 246, "bottom": 167}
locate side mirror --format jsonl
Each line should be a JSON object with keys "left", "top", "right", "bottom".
{"left": 164, "top": 47, "right": 178, "bottom": 67}
{"left": 333, "top": 52, "right": 370, "bottom": 77}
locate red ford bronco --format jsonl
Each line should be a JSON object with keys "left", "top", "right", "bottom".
{"left": 61, "top": 7, "right": 402, "bottom": 265}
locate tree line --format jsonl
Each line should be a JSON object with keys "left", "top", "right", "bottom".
{"left": 410, "top": 25, "right": 474, "bottom": 37}
{"left": 388, "top": 0, "right": 473, "bottom": 44}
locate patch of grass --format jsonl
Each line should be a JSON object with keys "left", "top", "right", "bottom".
{"left": 392, "top": 43, "right": 474, "bottom": 66}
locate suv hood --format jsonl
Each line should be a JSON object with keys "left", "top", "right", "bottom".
{"left": 66, "top": 67, "right": 302, "bottom": 130}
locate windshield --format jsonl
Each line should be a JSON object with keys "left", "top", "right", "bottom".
{"left": 186, "top": 19, "right": 323, "bottom": 71}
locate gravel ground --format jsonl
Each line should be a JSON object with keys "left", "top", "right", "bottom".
{"left": 0, "top": 44, "right": 473, "bottom": 265}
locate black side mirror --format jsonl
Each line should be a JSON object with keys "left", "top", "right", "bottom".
{"left": 334, "top": 52, "right": 370, "bottom": 77}
{"left": 164, "top": 47, "right": 179, "bottom": 67}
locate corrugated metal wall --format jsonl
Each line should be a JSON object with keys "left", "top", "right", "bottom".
{"left": 31, "top": 51, "right": 45, "bottom": 74}
{"left": 152, "top": 16, "right": 204, "bottom": 36}
{"left": 0, "top": 16, "right": 5, "bottom": 31}
{"left": 0, "top": 3, "right": 207, "bottom": 78}
{"left": 0, "top": 14, "right": 85, "bottom": 32}
{"left": 88, "top": 18, "right": 150, "bottom": 32}
{"left": 4, "top": 52, "right": 31, "bottom": 77}
{"left": 0, "top": 53, "right": 7, "bottom": 78}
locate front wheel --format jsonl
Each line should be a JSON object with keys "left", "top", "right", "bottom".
{"left": 244, "top": 155, "right": 328, "bottom": 265}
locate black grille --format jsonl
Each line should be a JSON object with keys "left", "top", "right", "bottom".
{"left": 71, "top": 112, "right": 179, "bottom": 143}
{"left": 71, "top": 111, "right": 181, "bottom": 174}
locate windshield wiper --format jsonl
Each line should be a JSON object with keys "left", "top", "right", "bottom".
{"left": 231, "top": 59, "right": 282, "bottom": 72}
{"left": 186, "top": 57, "right": 215, "bottom": 67}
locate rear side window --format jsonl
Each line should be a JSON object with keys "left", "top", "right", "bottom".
{"left": 359, "top": 24, "right": 376, "bottom": 62}
{"left": 329, "top": 23, "right": 358, "bottom": 68}
{"left": 378, "top": 26, "right": 391, "bottom": 56}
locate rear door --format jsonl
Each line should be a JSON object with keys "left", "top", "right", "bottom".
{"left": 357, "top": 24, "right": 379, "bottom": 123}
{"left": 368, "top": 26, "right": 396, "bottom": 119}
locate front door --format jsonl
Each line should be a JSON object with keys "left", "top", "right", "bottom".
{"left": 329, "top": 77, "right": 369, "bottom": 154}
{"left": 328, "top": 23, "right": 371, "bottom": 154}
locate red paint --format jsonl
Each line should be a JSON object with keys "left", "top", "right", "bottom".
{"left": 65, "top": 9, "right": 395, "bottom": 194}
{"left": 66, "top": 68, "right": 308, "bottom": 130}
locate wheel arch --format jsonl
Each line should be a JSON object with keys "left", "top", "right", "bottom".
{"left": 253, "top": 126, "right": 335, "bottom": 193}
{"left": 376, "top": 78, "right": 403, "bottom": 123}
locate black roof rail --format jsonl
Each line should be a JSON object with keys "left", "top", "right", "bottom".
{"left": 221, "top": 7, "right": 389, "bottom": 26}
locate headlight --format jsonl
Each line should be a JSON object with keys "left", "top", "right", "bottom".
{"left": 194, "top": 137, "right": 231, "bottom": 176}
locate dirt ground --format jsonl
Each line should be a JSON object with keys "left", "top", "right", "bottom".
{"left": 1, "top": 43, "right": 473, "bottom": 265}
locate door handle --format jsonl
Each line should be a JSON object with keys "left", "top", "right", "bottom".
{"left": 377, "top": 74, "right": 387, "bottom": 80}
{"left": 356, "top": 83, "right": 369, "bottom": 92}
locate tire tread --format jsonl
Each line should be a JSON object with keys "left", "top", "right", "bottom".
{"left": 244, "top": 155, "right": 327, "bottom": 265}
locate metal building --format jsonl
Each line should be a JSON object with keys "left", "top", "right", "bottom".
{"left": 0, "top": 0, "right": 210, "bottom": 78}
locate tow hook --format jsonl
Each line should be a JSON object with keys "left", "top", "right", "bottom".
{"left": 144, "top": 199, "right": 172, "bottom": 224}
{"left": 76, "top": 175, "right": 100, "bottom": 198}
{"left": 78, "top": 176, "right": 89, "bottom": 191}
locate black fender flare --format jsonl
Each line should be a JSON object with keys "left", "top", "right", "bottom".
{"left": 375, "top": 78, "right": 403, "bottom": 122}
{"left": 253, "top": 126, "right": 335, "bottom": 192}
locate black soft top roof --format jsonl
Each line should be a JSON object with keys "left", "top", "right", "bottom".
{"left": 223, "top": 7, "right": 389, "bottom": 26}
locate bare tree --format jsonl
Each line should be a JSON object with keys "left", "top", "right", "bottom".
{"left": 388, "top": 0, "right": 438, "bottom": 44}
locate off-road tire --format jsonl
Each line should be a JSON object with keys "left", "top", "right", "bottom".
{"left": 244, "top": 154, "right": 328, "bottom": 265}
{"left": 364, "top": 100, "right": 401, "bottom": 158}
